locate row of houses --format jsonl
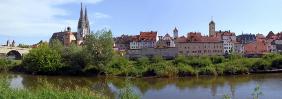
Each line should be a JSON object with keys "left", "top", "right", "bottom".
{"left": 114, "top": 20, "right": 282, "bottom": 59}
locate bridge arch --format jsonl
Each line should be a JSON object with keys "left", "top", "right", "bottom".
{"left": 6, "top": 50, "right": 22, "bottom": 60}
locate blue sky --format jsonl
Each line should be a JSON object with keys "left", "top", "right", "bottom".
{"left": 1, "top": 0, "right": 282, "bottom": 44}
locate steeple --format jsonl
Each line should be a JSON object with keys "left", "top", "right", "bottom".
{"left": 85, "top": 6, "right": 90, "bottom": 34}
{"left": 78, "top": 3, "right": 84, "bottom": 29}
{"left": 209, "top": 17, "right": 216, "bottom": 36}
{"left": 173, "top": 27, "right": 178, "bottom": 39}
{"left": 80, "top": 3, "right": 84, "bottom": 20}
{"left": 77, "top": 2, "right": 91, "bottom": 45}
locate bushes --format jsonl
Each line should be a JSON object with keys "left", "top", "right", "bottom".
{"left": 199, "top": 65, "right": 217, "bottom": 75}
{"left": 252, "top": 59, "right": 271, "bottom": 71}
{"left": 150, "top": 61, "right": 178, "bottom": 77}
{"left": 22, "top": 44, "right": 63, "bottom": 74}
{"left": 176, "top": 63, "right": 195, "bottom": 76}
{"left": 221, "top": 59, "right": 252, "bottom": 74}
{"left": 187, "top": 57, "right": 212, "bottom": 68}
{"left": 0, "top": 59, "right": 13, "bottom": 71}
{"left": 104, "top": 56, "right": 133, "bottom": 76}
{"left": 271, "top": 57, "right": 282, "bottom": 69}
{"left": 210, "top": 55, "right": 225, "bottom": 64}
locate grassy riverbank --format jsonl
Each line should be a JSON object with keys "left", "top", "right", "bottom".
{"left": 0, "top": 77, "right": 107, "bottom": 99}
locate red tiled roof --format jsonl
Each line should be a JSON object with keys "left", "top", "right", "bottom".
{"left": 177, "top": 32, "right": 221, "bottom": 43}
{"left": 139, "top": 31, "right": 157, "bottom": 41}
{"left": 244, "top": 39, "right": 268, "bottom": 54}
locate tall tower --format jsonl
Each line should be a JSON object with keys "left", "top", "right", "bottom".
{"left": 173, "top": 27, "right": 178, "bottom": 39}
{"left": 209, "top": 19, "right": 215, "bottom": 36}
{"left": 77, "top": 3, "right": 91, "bottom": 45}
{"left": 85, "top": 7, "right": 90, "bottom": 35}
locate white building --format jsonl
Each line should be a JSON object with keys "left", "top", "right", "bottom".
{"left": 222, "top": 32, "right": 236, "bottom": 54}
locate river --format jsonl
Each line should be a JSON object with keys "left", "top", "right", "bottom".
{"left": 1, "top": 73, "right": 282, "bottom": 99}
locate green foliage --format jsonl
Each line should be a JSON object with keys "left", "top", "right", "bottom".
{"left": 0, "top": 78, "right": 106, "bottom": 99}
{"left": 83, "top": 30, "right": 114, "bottom": 72}
{"left": 60, "top": 44, "right": 84, "bottom": 74}
{"left": 199, "top": 65, "right": 217, "bottom": 75}
{"left": 176, "top": 63, "right": 195, "bottom": 76}
{"left": 271, "top": 57, "right": 282, "bottom": 69}
{"left": 210, "top": 55, "right": 225, "bottom": 64}
{"left": 151, "top": 55, "right": 164, "bottom": 63}
{"left": 187, "top": 57, "right": 212, "bottom": 68}
{"left": 150, "top": 62, "right": 178, "bottom": 77}
{"left": 22, "top": 43, "right": 63, "bottom": 74}
{"left": 105, "top": 55, "right": 133, "bottom": 76}
{"left": 221, "top": 59, "right": 249, "bottom": 74}
{"left": 227, "top": 53, "right": 243, "bottom": 60}
{"left": 49, "top": 39, "right": 64, "bottom": 53}
{"left": 252, "top": 59, "right": 271, "bottom": 71}
{"left": 0, "top": 59, "right": 12, "bottom": 71}
{"left": 134, "top": 56, "right": 150, "bottom": 76}
{"left": 173, "top": 55, "right": 187, "bottom": 65}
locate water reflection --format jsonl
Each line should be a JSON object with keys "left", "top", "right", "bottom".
{"left": 1, "top": 73, "right": 282, "bottom": 99}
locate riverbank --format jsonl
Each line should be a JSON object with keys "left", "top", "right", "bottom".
{"left": 0, "top": 77, "right": 106, "bottom": 99}
{"left": 2, "top": 53, "right": 282, "bottom": 78}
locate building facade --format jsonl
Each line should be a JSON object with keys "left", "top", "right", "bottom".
{"left": 156, "top": 34, "right": 176, "bottom": 48}
{"left": 129, "top": 31, "right": 157, "bottom": 49}
{"left": 220, "top": 31, "right": 236, "bottom": 54}
{"left": 176, "top": 32, "right": 224, "bottom": 56}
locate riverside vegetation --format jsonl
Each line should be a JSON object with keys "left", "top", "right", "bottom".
{"left": 1, "top": 29, "right": 282, "bottom": 77}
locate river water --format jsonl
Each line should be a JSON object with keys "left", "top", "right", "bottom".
{"left": 1, "top": 73, "right": 282, "bottom": 99}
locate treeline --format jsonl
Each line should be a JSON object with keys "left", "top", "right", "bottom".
{"left": 19, "top": 29, "right": 282, "bottom": 77}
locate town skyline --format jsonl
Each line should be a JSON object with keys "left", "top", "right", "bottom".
{"left": 1, "top": 0, "right": 282, "bottom": 44}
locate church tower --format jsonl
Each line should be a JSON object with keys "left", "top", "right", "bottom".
{"left": 209, "top": 19, "right": 215, "bottom": 36}
{"left": 77, "top": 3, "right": 91, "bottom": 45}
{"left": 173, "top": 27, "right": 178, "bottom": 39}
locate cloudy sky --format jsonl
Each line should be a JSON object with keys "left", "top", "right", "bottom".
{"left": 1, "top": 0, "right": 282, "bottom": 44}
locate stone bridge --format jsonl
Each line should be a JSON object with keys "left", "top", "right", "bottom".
{"left": 0, "top": 46, "right": 31, "bottom": 60}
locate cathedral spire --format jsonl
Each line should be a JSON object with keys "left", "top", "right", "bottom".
{"left": 85, "top": 6, "right": 90, "bottom": 34}
{"left": 80, "top": 3, "right": 84, "bottom": 20}
{"left": 78, "top": 3, "right": 84, "bottom": 29}
{"left": 85, "top": 6, "right": 88, "bottom": 21}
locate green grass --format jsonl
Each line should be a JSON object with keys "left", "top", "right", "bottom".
{"left": 0, "top": 78, "right": 107, "bottom": 99}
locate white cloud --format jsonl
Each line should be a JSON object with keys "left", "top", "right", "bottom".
{"left": 0, "top": 0, "right": 104, "bottom": 44}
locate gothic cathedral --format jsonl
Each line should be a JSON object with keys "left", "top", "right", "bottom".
{"left": 77, "top": 3, "right": 91, "bottom": 45}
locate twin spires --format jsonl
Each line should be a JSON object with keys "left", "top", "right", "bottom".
{"left": 77, "top": 2, "right": 91, "bottom": 45}
{"left": 78, "top": 3, "right": 90, "bottom": 31}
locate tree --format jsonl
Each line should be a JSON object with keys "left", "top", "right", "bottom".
{"left": 83, "top": 29, "right": 114, "bottom": 73}
{"left": 61, "top": 43, "right": 84, "bottom": 73}
{"left": 49, "top": 39, "right": 64, "bottom": 53}
{"left": 22, "top": 43, "right": 63, "bottom": 74}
